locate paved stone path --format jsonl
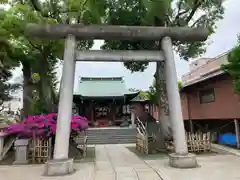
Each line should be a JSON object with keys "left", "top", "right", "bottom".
{"left": 0, "top": 144, "right": 162, "bottom": 180}
{"left": 2, "top": 144, "right": 240, "bottom": 180}
{"left": 94, "top": 145, "right": 162, "bottom": 180}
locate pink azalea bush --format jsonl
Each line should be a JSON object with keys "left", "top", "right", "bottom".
{"left": 4, "top": 113, "right": 88, "bottom": 138}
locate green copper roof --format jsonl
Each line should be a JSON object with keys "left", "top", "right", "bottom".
{"left": 74, "top": 77, "right": 138, "bottom": 98}
{"left": 131, "top": 91, "right": 150, "bottom": 102}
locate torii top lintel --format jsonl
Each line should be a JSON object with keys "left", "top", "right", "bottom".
{"left": 25, "top": 24, "right": 209, "bottom": 42}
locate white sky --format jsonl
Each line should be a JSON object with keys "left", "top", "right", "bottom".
{"left": 10, "top": 0, "right": 240, "bottom": 91}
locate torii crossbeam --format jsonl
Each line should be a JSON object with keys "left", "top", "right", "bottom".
{"left": 26, "top": 24, "right": 208, "bottom": 42}
{"left": 75, "top": 50, "right": 165, "bottom": 62}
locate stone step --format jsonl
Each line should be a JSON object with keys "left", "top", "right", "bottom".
{"left": 85, "top": 138, "right": 136, "bottom": 144}
{"left": 87, "top": 139, "right": 136, "bottom": 144}
{"left": 79, "top": 134, "right": 136, "bottom": 138}
{"left": 78, "top": 128, "right": 136, "bottom": 144}
{"left": 77, "top": 128, "right": 136, "bottom": 145}
{"left": 76, "top": 136, "right": 136, "bottom": 143}
{"left": 88, "top": 130, "right": 135, "bottom": 133}
{"left": 76, "top": 136, "right": 136, "bottom": 140}
{"left": 87, "top": 138, "right": 136, "bottom": 141}
{"left": 87, "top": 128, "right": 136, "bottom": 132}
{"left": 87, "top": 130, "right": 136, "bottom": 134}
{"left": 87, "top": 134, "right": 136, "bottom": 137}
{"left": 87, "top": 137, "right": 136, "bottom": 141}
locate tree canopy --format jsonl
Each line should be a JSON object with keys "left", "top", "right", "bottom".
{"left": 103, "top": 0, "right": 225, "bottom": 72}
{"left": 222, "top": 38, "right": 240, "bottom": 94}
{"left": 0, "top": 2, "right": 64, "bottom": 115}
{"left": 0, "top": 0, "right": 108, "bottom": 116}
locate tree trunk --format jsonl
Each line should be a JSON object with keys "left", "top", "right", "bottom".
{"left": 155, "top": 62, "right": 172, "bottom": 139}
{"left": 39, "top": 78, "right": 53, "bottom": 112}
{"left": 22, "top": 62, "right": 34, "bottom": 119}
{"left": 38, "top": 61, "right": 54, "bottom": 113}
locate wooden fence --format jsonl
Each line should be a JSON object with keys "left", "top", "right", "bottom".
{"left": 27, "top": 131, "right": 88, "bottom": 164}
{"left": 136, "top": 133, "right": 148, "bottom": 154}
{"left": 167, "top": 132, "right": 211, "bottom": 153}
{"left": 28, "top": 137, "right": 52, "bottom": 164}
{"left": 186, "top": 132, "right": 211, "bottom": 153}
{"left": 137, "top": 132, "right": 211, "bottom": 154}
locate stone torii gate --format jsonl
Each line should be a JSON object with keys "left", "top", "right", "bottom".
{"left": 26, "top": 24, "right": 208, "bottom": 176}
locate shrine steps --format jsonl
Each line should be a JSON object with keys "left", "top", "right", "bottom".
{"left": 77, "top": 127, "right": 136, "bottom": 145}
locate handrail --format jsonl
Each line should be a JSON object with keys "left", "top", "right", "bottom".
{"left": 136, "top": 117, "right": 147, "bottom": 136}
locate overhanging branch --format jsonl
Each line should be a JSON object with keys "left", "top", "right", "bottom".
{"left": 185, "top": 0, "right": 203, "bottom": 24}
{"left": 174, "top": 0, "right": 189, "bottom": 25}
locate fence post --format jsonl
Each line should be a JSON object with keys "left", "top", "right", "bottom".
{"left": 234, "top": 119, "right": 240, "bottom": 149}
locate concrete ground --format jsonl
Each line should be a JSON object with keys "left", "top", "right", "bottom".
{"left": 146, "top": 154, "right": 240, "bottom": 180}
{"left": 1, "top": 144, "right": 240, "bottom": 180}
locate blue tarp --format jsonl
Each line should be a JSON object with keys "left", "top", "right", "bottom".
{"left": 218, "top": 133, "right": 237, "bottom": 146}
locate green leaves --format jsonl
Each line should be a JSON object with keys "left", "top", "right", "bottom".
{"left": 222, "top": 40, "right": 240, "bottom": 94}
{"left": 178, "top": 81, "right": 183, "bottom": 89}
{"left": 0, "top": 0, "right": 8, "bottom": 4}
{"left": 147, "top": 79, "right": 183, "bottom": 105}
{"left": 104, "top": 0, "right": 225, "bottom": 72}
{"left": 141, "top": 0, "right": 172, "bottom": 25}
{"left": 68, "top": 0, "right": 107, "bottom": 24}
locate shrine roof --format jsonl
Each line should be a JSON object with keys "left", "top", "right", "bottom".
{"left": 131, "top": 95, "right": 150, "bottom": 103}
{"left": 74, "top": 77, "right": 139, "bottom": 98}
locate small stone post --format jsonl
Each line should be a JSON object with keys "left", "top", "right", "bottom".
{"left": 13, "top": 139, "right": 29, "bottom": 164}
{"left": 161, "top": 36, "right": 197, "bottom": 168}
{"left": 131, "top": 112, "right": 136, "bottom": 128}
{"left": 44, "top": 35, "right": 76, "bottom": 176}
{"left": 0, "top": 132, "right": 5, "bottom": 161}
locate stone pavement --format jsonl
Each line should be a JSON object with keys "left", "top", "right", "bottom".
{"left": 211, "top": 143, "right": 240, "bottom": 156}
{"left": 1, "top": 144, "right": 240, "bottom": 180}
{"left": 146, "top": 154, "right": 240, "bottom": 180}
{"left": 0, "top": 144, "right": 162, "bottom": 180}
{"left": 94, "top": 145, "right": 161, "bottom": 180}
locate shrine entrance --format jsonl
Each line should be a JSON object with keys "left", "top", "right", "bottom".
{"left": 26, "top": 24, "right": 209, "bottom": 175}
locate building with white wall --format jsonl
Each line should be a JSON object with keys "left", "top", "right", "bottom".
{"left": 2, "top": 88, "right": 23, "bottom": 113}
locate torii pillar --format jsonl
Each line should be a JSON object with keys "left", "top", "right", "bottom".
{"left": 44, "top": 35, "right": 76, "bottom": 176}
{"left": 162, "top": 37, "right": 197, "bottom": 168}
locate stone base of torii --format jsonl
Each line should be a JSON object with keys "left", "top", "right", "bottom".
{"left": 25, "top": 24, "right": 208, "bottom": 176}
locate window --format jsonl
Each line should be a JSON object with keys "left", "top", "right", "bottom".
{"left": 199, "top": 88, "right": 215, "bottom": 104}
